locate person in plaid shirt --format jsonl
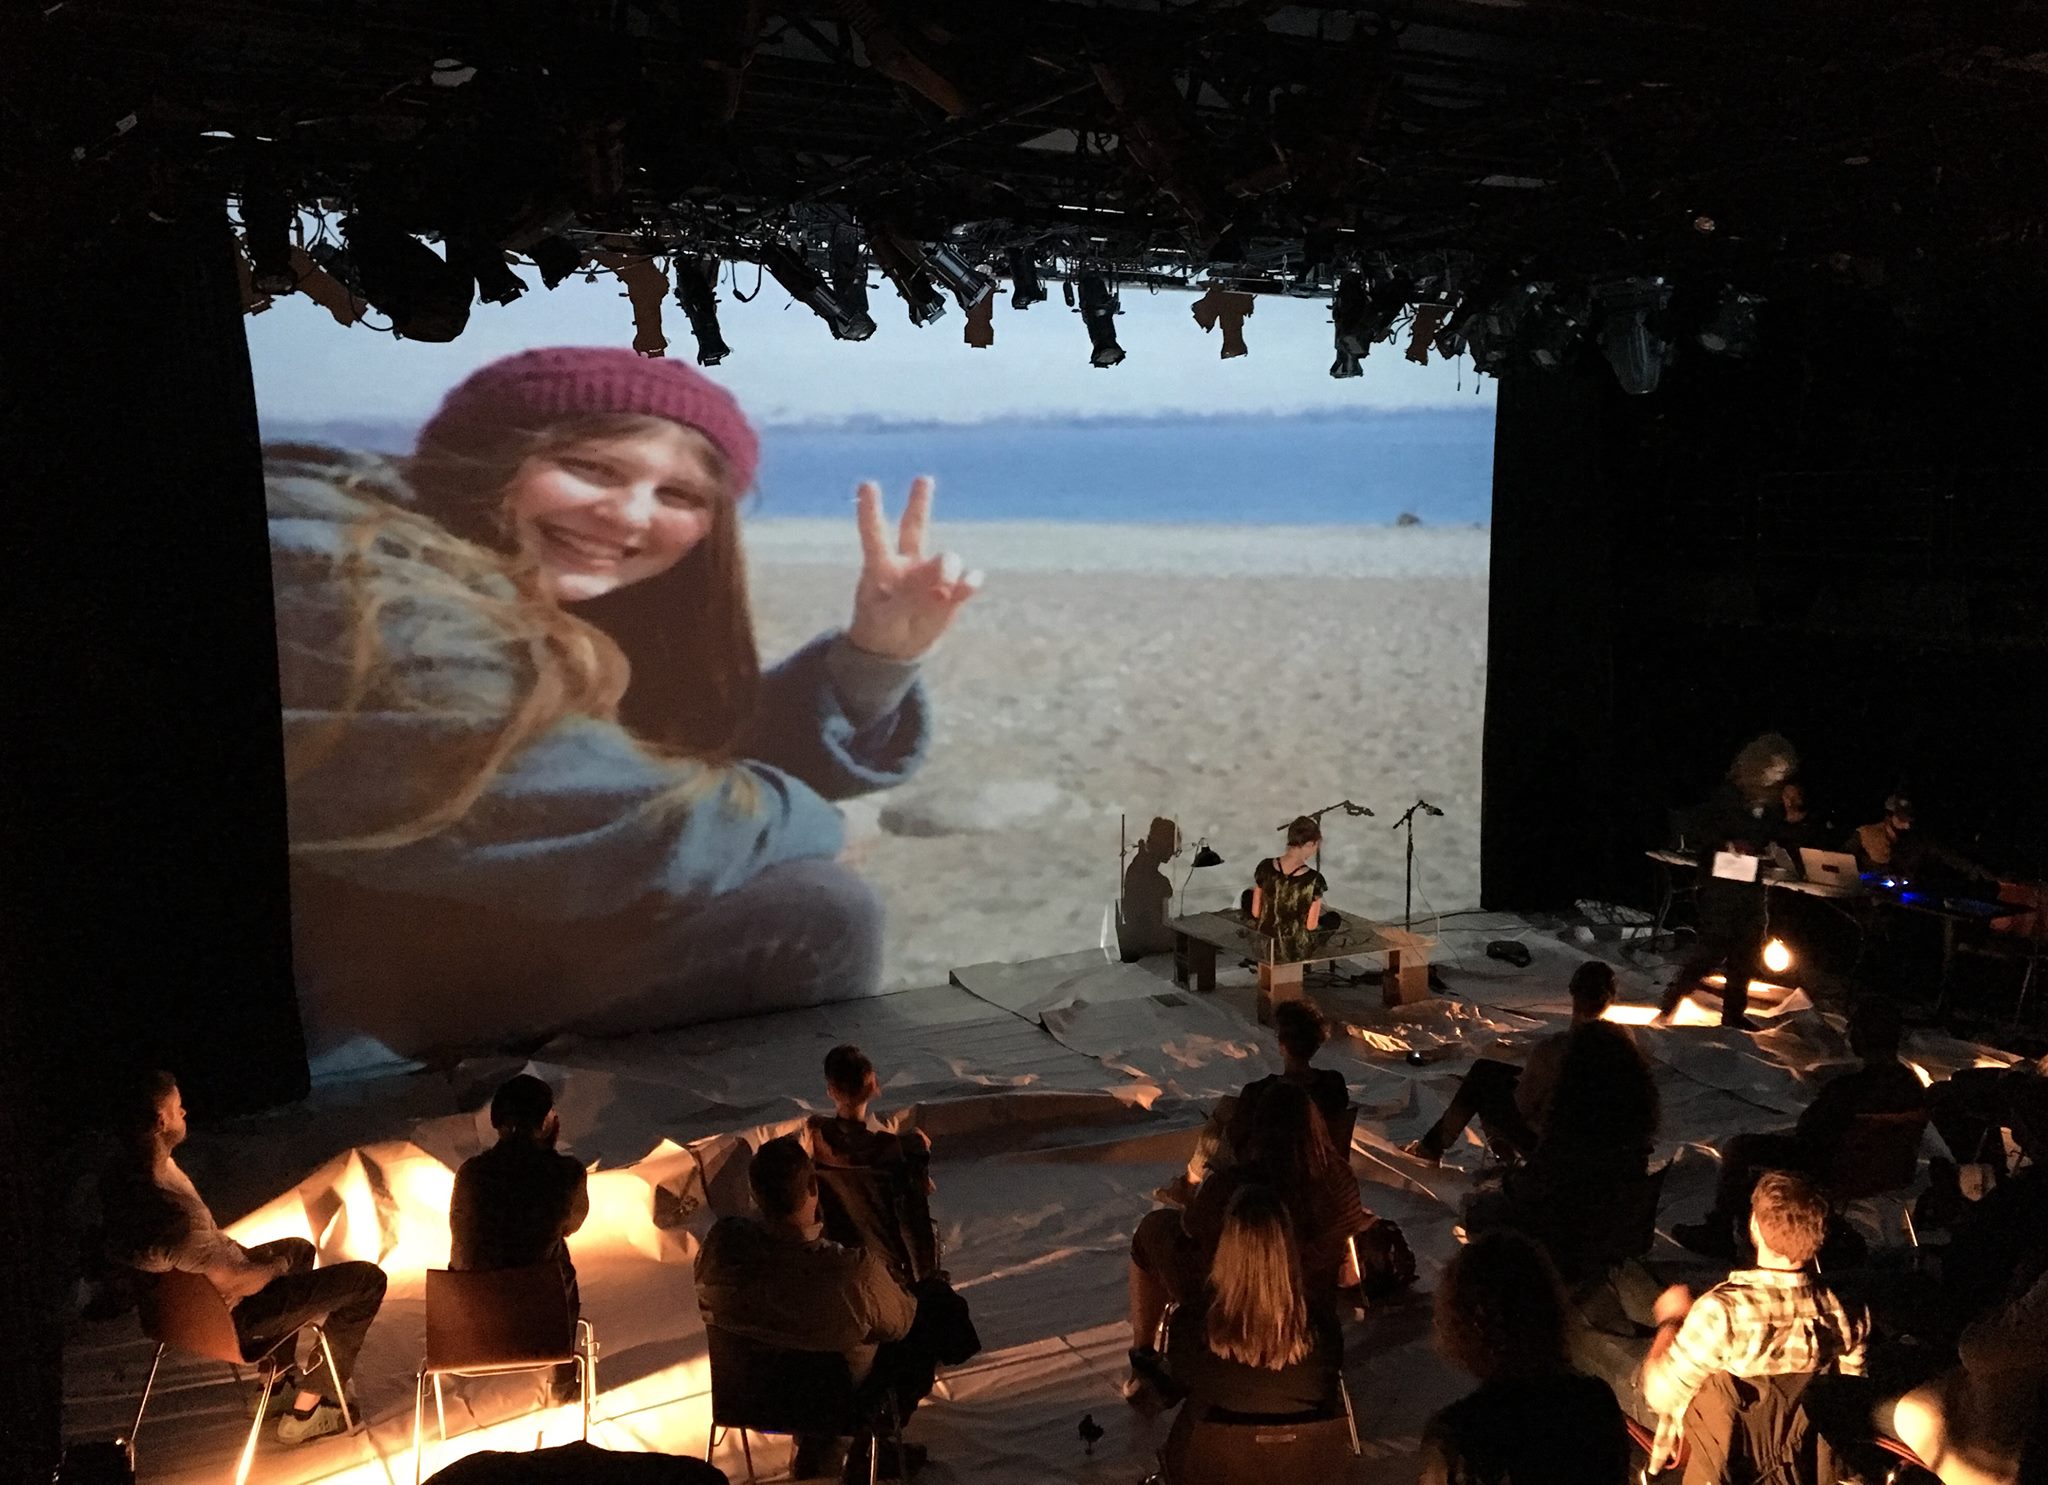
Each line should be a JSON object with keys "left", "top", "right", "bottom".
{"left": 1642, "top": 1171, "right": 1871, "bottom": 1478}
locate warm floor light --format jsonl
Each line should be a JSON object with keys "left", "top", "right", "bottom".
{"left": 1763, "top": 938, "right": 1793, "bottom": 975}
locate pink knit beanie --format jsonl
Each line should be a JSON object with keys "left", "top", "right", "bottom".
{"left": 415, "top": 347, "right": 760, "bottom": 490}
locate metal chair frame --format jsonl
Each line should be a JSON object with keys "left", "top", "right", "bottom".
{"left": 411, "top": 1265, "right": 599, "bottom": 1485}
{"left": 127, "top": 1268, "right": 354, "bottom": 1485}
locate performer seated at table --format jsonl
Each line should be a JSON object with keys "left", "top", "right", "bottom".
{"left": 1671, "top": 997, "right": 1925, "bottom": 1260}
{"left": 1251, "top": 816, "right": 1327, "bottom": 963}
{"left": 1657, "top": 733, "right": 1799, "bottom": 1032}
{"left": 1847, "top": 794, "right": 1995, "bottom": 888}
{"left": 1778, "top": 781, "right": 1831, "bottom": 854}
{"left": 1404, "top": 962, "right": 1620, "bottom": 1168}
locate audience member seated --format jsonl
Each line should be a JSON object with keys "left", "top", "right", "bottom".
{"left": 450, "top": 1074, "right": 590, "bottom": 1405}
{"left": 1165, "top": 1185, "right": 1344, "bottom": 1419}
{"left": 1462, "top": 1016, "right": 1662, "bottom": 1286}
{"left": 1228, "top": 998, "right": 1351, "bottom": 1149}
{"left": 1407, "top": 963, "right": 1620, "bottom": 1167}
{"left": 1927, "top": 1053, "right": 2048, "bottom": 1206}
{"left": 1164, "top": 996, "right": 1348, "bottom": 1203}
{"left": 806, "top": 1044, "right": 932, "bottom": 1180}
{"left": 1642, "top": 1172, "right": 1872, "bottom": 1485}
{"left": 1890, "top": 1261, "right": 2048, "bottom": 1485}
{"left": 1421, "top": 1230, "right": 1630, "bottom": 1485}
{"left": 1674, "top": 998, "right": 1925, "bottom": 1260}
{"left": 1128, "top": 1082, "right": 1369, "bottom": 1400}
{"left": 694, "top": 1136, "right": 932, "bottom": 1481}
{"left": 100, "top": 1070, "right": 388, "bottom": 1444}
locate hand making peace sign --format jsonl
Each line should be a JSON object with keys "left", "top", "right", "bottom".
{"left": 846, "top": 476, "right": 983, "bottom": 662}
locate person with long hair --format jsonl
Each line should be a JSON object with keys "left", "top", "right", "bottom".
{"left": 1422, "top": 1230, "right": 1628, "bottom": 1484}
{"left": 1127, "top": 1080, "right": 1367, "bottom": 1397}
{"left": 1657, "top": 732, "right": 1799, "bottom": 1030}
{"left": 269, "top": 349, "right": 980, "bottom": 1062}
{"left": 1165, "top": 1186, "right": 1343, "bottom": 1419}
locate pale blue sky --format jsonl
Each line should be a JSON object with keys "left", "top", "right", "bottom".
{"left": 247, "top": 267, "right": 1496, "bottom": 427}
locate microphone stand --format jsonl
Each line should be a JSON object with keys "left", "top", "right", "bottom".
{"left": 1293, "top": 799, "right": 1375, "bottom": 876}
{"left": 1390, "top": 799, "right": 1444, "bottom": 931}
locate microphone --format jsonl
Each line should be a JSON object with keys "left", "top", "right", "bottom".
{"left": 1419, "top": 800, "right": 1445, "bottom": 817}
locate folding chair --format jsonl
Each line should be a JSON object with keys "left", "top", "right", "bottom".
{"left": 1150, "top": 1376, "right": 1362, "bottom": 1485}
{"left": 702, "top": 1323, "right": 900, "bottom": 1485}
{"left": 128, "top": 1268, "right": 354, "bottom": 1485}
{"left": 412, "top": 1264, "right": 598, "bottom": 1484}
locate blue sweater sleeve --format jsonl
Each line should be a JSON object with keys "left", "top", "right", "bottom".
{"left": 743, "top": 633, "right": 931, "bottom": 799}
{"left": 270, "top": 454, "right": 851, "bottom": 920}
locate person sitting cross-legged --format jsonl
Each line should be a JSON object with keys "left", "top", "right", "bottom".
{"left": 100, "top": 1070, "right": 389, "bottom": 1444}
{"left": 1642, "top": 1171, "right": 1872, "bottom": 1484}
{"left": 1421, "top": 1230, "right": 1630, "bottom": 1485}
{"left": 1673, "top": 997, "right": 1926, "bottom": 1260}
{"left": 694, "top": 1136, "right": 934, "bottom": 1482}
{"left": 449, "top": 1073, "right": 590, "bottom": 1406}
{"left": 1407, "top": 962, "right": 1621, "bottom": 1167}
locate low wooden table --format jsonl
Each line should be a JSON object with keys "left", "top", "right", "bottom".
{"left": 1168, "top": 908, "right": 1432, "bottom": 1020}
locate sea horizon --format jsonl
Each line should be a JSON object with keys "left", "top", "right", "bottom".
{"left": 261, "top": 404, "right": 1497, "bottom": 527}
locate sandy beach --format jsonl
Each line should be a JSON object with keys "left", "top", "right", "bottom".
{"left": 746, "top": 519, "right": 1492, "bottom": 988}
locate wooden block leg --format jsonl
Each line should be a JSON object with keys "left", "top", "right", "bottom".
{"left": 1382, "top": 947, "right": 1430, "bottom": 1007}
{"left": 1173, "top": 931, "right": 1191, "bottom": 988}
{"left": 1257, "top": 962, "right": 1303, "bottom": 1024}
{"left": 1194, "top": 942, "right": 1217, "bottom": 994}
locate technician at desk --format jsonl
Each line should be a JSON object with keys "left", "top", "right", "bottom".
{"left": 1847, "top": 794, "right": 1995, "bottom": 886}
{"left": 1656, "top": 734, "right": 1799, "bottom": 1031}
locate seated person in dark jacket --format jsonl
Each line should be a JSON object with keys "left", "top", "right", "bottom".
{"left": 1228, "top": 997, "right": 1351, "bottom": 1150}
{"left": 1464, "top": 1021, "right": 1663, "bottom": 1286}
{"left": 1165, "top": 1185, "right": 1343, "bottom": 1423}
{"left": 1848, "top": 794, "right": 1995, "bottom": 887}
{"left": 1777, "top": 781, "right": 1831, "bottom": 854}
{"left": 450, "top": 1074, "right": 590, "bottom": 1402}
{"left": 1674, "top": 997, "right": 1925, "bottom": 1259}
{"left": 1407, "top": 962, "right": 1619, "bottom": 1166}
{"left": 806, "top": 1044, "right": 932, "bottom": 1180}
{"left": 694, "top": 1136, "right": 929, "bottom": 1480}
{"left": 1421, "top": 1230, "right": 1629, "bottom": 1485}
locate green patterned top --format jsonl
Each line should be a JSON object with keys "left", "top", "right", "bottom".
{"left": 1254, "top": 857, "right": 1328, "bottom": 962}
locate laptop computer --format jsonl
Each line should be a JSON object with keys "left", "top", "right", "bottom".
{"left": 1799, "top": 848, "right": 1863, "bottom": 891}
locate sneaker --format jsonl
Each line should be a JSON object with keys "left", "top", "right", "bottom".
{"left": 1722, "top": 1016, "right": 1761, "bottom": 1033}
{"left": 1673, "top": 1219, "right": 1739, "bottom": 1261}
{"left": 1401, "top": 1140, "right": 1443, "bottom": 1168}
{"left": 276, "top": 1400, "right": 348, "bottom": 1444}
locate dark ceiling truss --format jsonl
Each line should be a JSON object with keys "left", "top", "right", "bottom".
{"left": 9, "top": 0, "right": 2048, "bottom": 368}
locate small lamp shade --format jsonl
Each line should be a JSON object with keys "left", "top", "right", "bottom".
{"left": 1191, "top": 843, "right": 1224, "bottom": 868}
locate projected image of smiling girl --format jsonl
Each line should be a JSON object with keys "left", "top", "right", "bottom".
{"left": 269, "top": 348, "right": 980, "bottom": 1066}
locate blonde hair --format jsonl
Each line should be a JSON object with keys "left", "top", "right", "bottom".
{"left": 1205, "top": 1185, "right": 1314, "bottom": 1371}
{"left": 285, "top": 411, "right": 761, "bottom": 854}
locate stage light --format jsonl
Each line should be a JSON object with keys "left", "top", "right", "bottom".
{"left": 758, "top": 240, "right": 876, "bottom": 341}
{"left": 1330, "top": 274, "right": 1366, "bottom": 377}
{"left": 1763, "top": 938, "right": 1793, "bottom": 975}
{"left": 528, "top": 235, "right": 584, "bottom": 289}
{"left": 1077, "top": 274, "right": 1125, "bottom": 367}
{"left": 1008, "top": 247, "right": 1047, "bottom": 308}
{"left": 1190, "top": 287, "right": 1253, "bottom": 359}
{"left": 868, "top": 228, "right": 948, "bottom": 326}
{"left": 1698, "top": 287, "right": 1763, "bottom": 357}
{"left": 668, "top": 257, "right": 731, "bottom": 365}
{"left": 341, "top": 216, "right": 473, "bottom": 342}
{"left": 1527, "top": 288, "right": 1587, "bottom": 370}
{"left": 927, "top": 243, "right": 995, "bottom": 310}
{"left": 240, "top": 173, "right": 297, "bottom": 296}
{"left": 1595, "top": 277, "right": 1672, "bottom": 395}
{"left": 454, "top": 240, "right": 529, "bottom": 306}
{"left": 829, "top": 224, "right": 873, "bottom": 327}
